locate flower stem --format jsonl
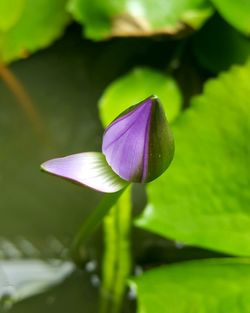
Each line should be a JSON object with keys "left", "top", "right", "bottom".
{"left": 71, "top": 187, "right": 127, "bottom": 265}
{"left": 100, "top": 185, "right": 132, "bottom": 313}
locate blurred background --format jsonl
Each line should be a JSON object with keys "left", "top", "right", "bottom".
{"left": 0, "top": 1, "right": 249, "bottom": 312}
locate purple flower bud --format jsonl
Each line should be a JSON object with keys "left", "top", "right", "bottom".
{"left": 102, "top": 95, "right": 174, "bottom": 183}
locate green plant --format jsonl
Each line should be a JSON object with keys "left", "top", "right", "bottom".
{"left": 0, "top": 1, "right": 250, "bottom": 313}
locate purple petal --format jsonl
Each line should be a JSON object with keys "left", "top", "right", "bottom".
{"left": 41, "top": 152, "right": 128, "bottom": 193}
{"left": 102, "top": 98, "right": 153, "bottom": 182}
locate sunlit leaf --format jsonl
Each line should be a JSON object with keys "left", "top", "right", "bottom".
{"left": 193, "top": 15, "right": 250, "bottom": 73}
{"left": 0, "top": 0, "right": 69, "bottom": 63}
{"left": 136, "top": 61, "right": 250, "bottom": 256}
{"left": 99, "top": 67, "right": 182, "bottom": 127}
{"left": 210, "top": 0, "right": 250, "bottom": 35}
{"left": 132, "top": 258, "right": 250, "bottom": 313}
{"left": 0, "top": 260, "right": 74, "bottom": 305}
{"left": 68, "top": 0, "right": 213, "bottom": 40}
{"left": 0, "top": 0, "right": 25, "bottom": 31}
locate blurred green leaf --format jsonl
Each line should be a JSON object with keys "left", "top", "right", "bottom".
{"left": 210, "top": 0, "right": 250, "bottom": 35}
{"left": 132, "top": 258, "right": 250, "bottom": 313}
{"left": 0, "top": 0, "right": 69, "bottom": 63}
{"left": 0, "top": 0, "right": 25, "bottom": 31}
{"left": 0, "top": 260, "right": 74, "bottom": 305}
{"left": 99, "top": 67, "right": 182, "bottom": 127}
{"left": 193, "top": 16, "right": 250, "bottom": 73}
{"left": 136, "top": 61, "right": 250, "bottom": 256}
{"left": 68, "top": 0, "right": 213, "bottom": 40}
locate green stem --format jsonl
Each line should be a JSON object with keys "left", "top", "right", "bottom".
{"left": 71, "top": 187, "right": 127, "bottom": 265}
{"left": 100, "top": 185, "right": 132, "bottom": 313}
{"left": 100, "top": 206, "right": 117, "bottom": 313}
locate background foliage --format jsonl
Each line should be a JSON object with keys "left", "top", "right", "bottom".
{"left": 0, "top": 0, "right": 249, "bottom": 312}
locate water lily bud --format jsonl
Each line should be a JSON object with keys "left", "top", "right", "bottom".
{"left": 102, "top": 95, "right": 174, "bottom": 183}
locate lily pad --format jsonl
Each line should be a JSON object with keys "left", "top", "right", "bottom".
{"left": 0, "top": 0, "right": 25, "bottom": 31}
{"left": 0, "top": 0, "right": 69, "bottom": 63}
{"left": 210, "top": 0, "right": 250, "bottom": 35}
{"left": 68, "top": 0, "right": 213, "bottom": 40}
{"left": 132, "top": 258, "right": 250, "bottom": 313}
{"left": 99, "top": 67, "right": 182, "bottom": 127}
{"left": 136, "top": 61, "right": 250, "bottom": 256}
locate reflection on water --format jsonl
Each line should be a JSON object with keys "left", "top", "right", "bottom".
{"left": 0, "top": 259, "right": 74, "bottom": 307}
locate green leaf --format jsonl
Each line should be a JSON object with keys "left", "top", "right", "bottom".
{"left": 0, "top": 0, "right": 25, "bottom": 31}
{"left": 132, "top": 258, "right": 250, "bottom": 313}
{"left": 0, "top": 0, "right": 70, "bottom": 63}
{"left": 136, "top": 61, "right": 250, "bottom": 256}
{"left": 0, "top": 260, "right": 74, "bottom": 305}
{"left": 193, "top": 15, "right": 250, "bottom": 73}
{"left": 210, "top": 0, "right": 250, "bottom": 35}
{"left": 68, "top": 0, "right": 213, "bottom": 40}
{"left": 99, "top": 67, "right": 182, "bottom": 127}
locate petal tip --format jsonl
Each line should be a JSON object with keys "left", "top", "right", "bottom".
{"left": 40, "top": 161, "right": 48, "bottom": 172}
{"left": 40, "top": 160, "right": 55, "bottom": 174}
